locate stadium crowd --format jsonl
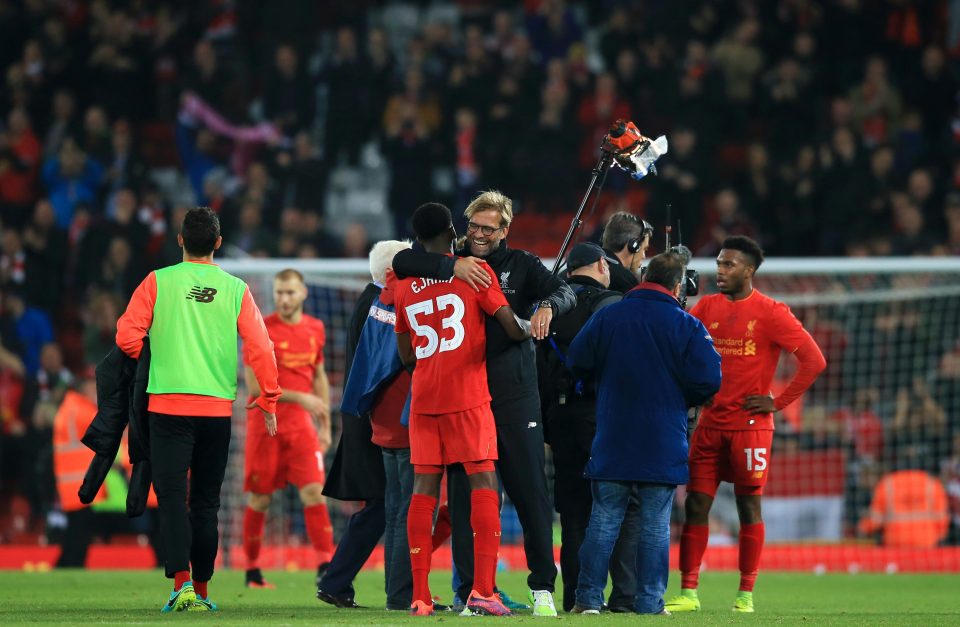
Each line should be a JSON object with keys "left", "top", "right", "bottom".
{"left": 0, "top": 0, "right": 959, "bottom": 593}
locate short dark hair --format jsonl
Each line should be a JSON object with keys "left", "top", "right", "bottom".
{"left": 411, "top": 202, "right": 452, "bottom": 240}
{"left": 721, "top": 235, "right": 764, "bottom": 269}
{"left": 180, "top": 207, "right": 220, "bottom": 256}
{"left": 601, "top": 211, "right": 653, "bottom": 252}
{"left": 644, "top": 251, "right": 686, "bottom": 291}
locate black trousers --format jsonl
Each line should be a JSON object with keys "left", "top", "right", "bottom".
{"left": 149, "top": 413, "right": 230, "bottom": 582}
{"left": 450, "top": 420, "right": 558, "bottom": 601}
{"left": 319, "top": 498, "right": 386, "bottom": 598}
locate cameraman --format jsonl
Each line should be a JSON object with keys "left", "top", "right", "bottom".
{"left": 538, "top": 242, "right": 642, "bottom": 613}
{"left": 391, "top": 190, "right": 574, "bottom": 616}
{"left": 600, "top": 212, "right": 653, "bottom": 293}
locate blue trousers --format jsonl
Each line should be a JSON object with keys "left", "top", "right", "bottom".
{"left": 382, "top": 447, "right": 414, "bottom": 609}
{"left": 575, "top": 480, "right": 675, "bottom": 614}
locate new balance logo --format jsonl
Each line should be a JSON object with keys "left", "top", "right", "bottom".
{"left": 186, "top": 286, "right": 217, "bottom": 303}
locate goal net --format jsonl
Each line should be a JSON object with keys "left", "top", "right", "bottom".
{"left": 220, "top": 256, "right": 960, "bottom": 573}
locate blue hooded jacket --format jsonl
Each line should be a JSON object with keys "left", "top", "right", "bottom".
{"left": 340, "top": 294, "right": 411, "bottom": 425}
{"left": 566, "top": 284, "right": 721, "bottom": 485}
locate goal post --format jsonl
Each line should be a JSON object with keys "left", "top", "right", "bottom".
{"left": 219, "top": 256, "right": 960, "bottom": 573}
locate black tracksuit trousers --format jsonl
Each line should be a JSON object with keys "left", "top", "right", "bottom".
{"left": 149, "top": 413, "right": 231, "bottom": 582}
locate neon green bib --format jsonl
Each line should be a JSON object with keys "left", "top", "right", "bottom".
{"left": 147, "top": 262, "right": 246, "bottom": 399}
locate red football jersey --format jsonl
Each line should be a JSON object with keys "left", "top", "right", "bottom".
{"left": 393, "top": 265, "right": 508, "bottom": 414}
{"left": 246, "top": 313, "right": 325, "bottom": 429}
{"left": 691, "top": 289, "right": 814, "bottom": 430}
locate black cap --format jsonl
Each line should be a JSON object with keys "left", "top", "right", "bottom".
{"left": 566, "top": 243, "right": 617, "bottom": 272}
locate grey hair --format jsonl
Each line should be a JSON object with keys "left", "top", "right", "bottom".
{"left": 368, "top": 239, "right": 413, "bottom": 284}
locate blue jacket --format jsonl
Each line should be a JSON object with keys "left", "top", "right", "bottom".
{"left": 340, "top": 294, "right": 411, "bottom": 425}
{"left": 566, "top": 284, "right": 721, "bottom": 485}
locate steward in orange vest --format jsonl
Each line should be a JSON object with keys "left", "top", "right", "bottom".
{"left": 54, "top": 390, "right": 103, "bottom": 512}
{"left": 859, "top": 469, "right": 949, "bottom": 547}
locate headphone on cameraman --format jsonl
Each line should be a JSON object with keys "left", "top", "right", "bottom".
{"left": 627, "top": 217, "right": 654, "bottom": 254}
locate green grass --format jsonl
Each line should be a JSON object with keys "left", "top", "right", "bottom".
{"left": 0, "top": 569, "right": 957, "bottom": 625}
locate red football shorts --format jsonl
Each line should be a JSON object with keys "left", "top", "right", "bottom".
{"left": 409, "top": 403, "right": 498, "bottom": 467}
{"left": 688, "top": 426, "right": 773, "bottom": 497}
{"left": 244, "top": 411, "right": 325, "bottom": 494}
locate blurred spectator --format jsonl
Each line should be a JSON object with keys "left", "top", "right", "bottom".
{"left": 576, "top": 72, "right": 631, "bottom": 170}
{"left": 382, "top": 101, "right": 433, "bottom": 238}
{"left": 908, "top": 46, "right": 956, "bottom": 145}
{"left": 712, "top": 18, "right": 765, "bottom": 107}
{"left": 269, "top": 131, "right": 327, "bottom": 213}
{"left": 41, "top": 138, "right": 104, "bottom": 229}
{"left": 695, "top": 188, "right": 757, "bottom": 256}
{"left": 102, "top": 119, "right": 147, "bottom": 201}
{"left": 81, "top": 106, "right": 112, "bottom": 165}
{"left": 341, "top": 222, "right": 370, "bottom": 258}
{"left": 848, "top": 57, "right": 902, "bottom": 147}
{"left": 0, "top": 286, "right": 53, "bottom": 382}
{"left": 182, "top": 40, "right": 231, "bottom": 116}
{"left": 887, "top": 377, "right": 947, "bottom": 474}
{"left": 175, "top": 116, "right": 220, "bottom": 204}
{"left": 75, "top": 188, "right": 150, "bottom": 295}
{"left": 0, "top": 107, "right": 42, "bottom": 227}
{"left": 229, "top": 201, "right": 274, "bottom": 257}
{"left": 321, "top": 26, "right": 368, "bottom": 165}
{"left": 20, "top": 342, "right": 72, "bottom": 420}
{"left": 890, "top": 198, "right": 937, "bottom": 256}
{"left": 42, "top": 89, "right": 78, "bottom": 158}
{"left": 263, "top": 44, "right": 314, "bottom": 134}
{"left": 525, "top": 0, "right": 583, "bottom": 65}
{"left": 20, "top": 199, "right": 66, "bottom": 312}
{"left": 81, "top": 290, "right": 121, "bottom": 367}
{"left": 833, "top": 387, "right": 884, "bottom": 462}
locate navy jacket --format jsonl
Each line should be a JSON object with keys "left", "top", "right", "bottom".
{"left": 566, "top": 284, "right": 721, "bottom": 485}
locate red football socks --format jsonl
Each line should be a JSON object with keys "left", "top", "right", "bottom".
{"left": 194, "top": 580, "right": 208, "bottom": 599}
{"left": 680, "top": 524, "right": 710, "bottom": 590}
{"left": 242, "top": 507, "right": 266, "bottom": 569}
{"left": 432, "top": 503, "right": 452, "bottom": 551}
{"left": 174, "top": 570, "right": 190, "bottom": 591}
{"left": 470, "top": 488, "right": 501, "bottom": 597}
{"left": 738, "top": 522, "right": 765, "bottom": 592}
{"left": 407, "top": 493, "right": 438, "bottom": 604}
{"left": 304, "top": 503, "right": 335, "bottom": 564}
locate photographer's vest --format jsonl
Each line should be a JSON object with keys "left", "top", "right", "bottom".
{"left": 147, "top": 262, "right": 246, "bottom": 400}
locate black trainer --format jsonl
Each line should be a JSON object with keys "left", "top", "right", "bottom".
{"left": 245, "top": 568, "right": 275, "bottom": 589}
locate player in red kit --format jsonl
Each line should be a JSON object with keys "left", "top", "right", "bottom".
{"left": 242, "top": 269, "right": 335, "bottom": 590}
{"left": 667, "top": 236, "right": 826, "bottom": 614}
{"left": 392, "top": 203, "right": 531, "bottom": 617}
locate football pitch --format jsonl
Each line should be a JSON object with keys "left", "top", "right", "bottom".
{"left": 1, "top": 569, "right": 957, "bottom": 625}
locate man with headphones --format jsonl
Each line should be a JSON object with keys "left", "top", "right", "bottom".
{"left": 600, "top": 212, "right": 654, "bottom": 293}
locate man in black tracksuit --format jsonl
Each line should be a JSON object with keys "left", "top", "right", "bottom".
{"left": 391, "top": 191, "right": 574, "bottom": 615}
{"left": 538, "top": 243, "right": 643, "bottom": 612}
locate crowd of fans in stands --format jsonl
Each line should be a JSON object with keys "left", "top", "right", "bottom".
{"left": 0, "top": 0, "right": 959, "bottom": 543}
